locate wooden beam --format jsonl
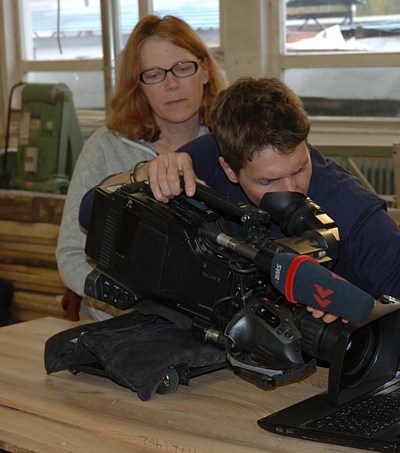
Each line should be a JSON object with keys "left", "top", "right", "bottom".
{"left": 0, "top": 189, "right": 65, "bottom": 224}
{"left": 0, "top": 220, "right": 60, "bottom": 242}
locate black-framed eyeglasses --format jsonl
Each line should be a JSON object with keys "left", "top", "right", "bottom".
{"left": 139, "top": 59, "right": 202, "bottom": 85}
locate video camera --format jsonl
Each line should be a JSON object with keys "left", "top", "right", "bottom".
{"left": 84, "top": 181, "right": 400, "bottom": 398}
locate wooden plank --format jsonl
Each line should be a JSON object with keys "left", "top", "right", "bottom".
{"left": 0, "top": 233, "right": 57, "bottom": 246}
{"left": 0, "top": 249, "right": 58, "bottom": 268}
{"left": 10, "top": 308, "right": 63, "bottom": 323}
{"left": 11, "top": 291, "right": 65, "bottom": 318}
{"left": 0, "top": 235, "right": 57, "bottom": 269}
{"left": 0, "top": 265, "right": 65, "bottom": 294}
{"left": 0, "top": 189, "right": 65, "bottom": 224}
{"left": 0, "top": 405, "right": 138, "bottom": 453}
{"left": 0, "top": 279, "right": 64, "bottom": 295}
{"left": 0, "top": 241, "right": 56, "bottom": 256}
{"left": 0, "top": 220, "right": 60, "bottom": 241}
{"left": 0, "top": 263, "right": 61, "bottom": 277}
{"left": 0, "top": 254, "right": 58, "bottom": 268}
{"left": 0, "top": 190, "right": 69, "bottom": 321}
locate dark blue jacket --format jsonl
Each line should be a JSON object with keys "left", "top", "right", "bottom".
{"left": 80, "top": 133, "right": 400, "bottom": 298}
{"left": 181, "top": 134, "right": 400, "bottom": 298}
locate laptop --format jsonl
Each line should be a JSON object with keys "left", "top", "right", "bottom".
{"left": 258, "top": 304, "right": 400, "bottom": 453}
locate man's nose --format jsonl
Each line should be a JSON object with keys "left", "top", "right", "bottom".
{"left": 282, "top": 176, "right": 297, "bottom": 191}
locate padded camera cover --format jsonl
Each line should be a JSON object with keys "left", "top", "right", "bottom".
{"left": 44, "top": 310, "right": 226, "bottom": 401}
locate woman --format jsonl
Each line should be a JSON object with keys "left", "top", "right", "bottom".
{"left": 56, "top": 14, "right": 227, "bottom": 320}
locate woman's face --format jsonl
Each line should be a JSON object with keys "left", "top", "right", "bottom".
{"left": 139, "top": 37, "right": 209, "bottom": 127}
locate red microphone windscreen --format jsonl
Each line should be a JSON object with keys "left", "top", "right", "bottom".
{"left": 271, "top": 253, "right": 374, "bottom": 322}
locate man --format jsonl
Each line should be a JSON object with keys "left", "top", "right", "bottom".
{"left": 80, "top": 77, "right": 400, "bottom": 321}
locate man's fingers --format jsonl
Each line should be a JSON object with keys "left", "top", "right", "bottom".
{"left": 306, "top": 306, "right": 348, "bottom": 324}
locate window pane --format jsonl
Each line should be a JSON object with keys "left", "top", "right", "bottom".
{"left": 23, "top": 0, "right": 218, "bottom": 109}
{"left": 28, "top": 0, "right": 104, "bottom": 60}
{"left": 26, "top": 71, "right": 105, "bottom": 109}
{"left": 152, "top": 0, "right": 220, "bottom": 47}
{"left": 119, "top": 1, "right": 140, "bottom": 49}
{"left": 29, "top": 0, "right": 219, "bottom": 59}
{"left": 285, "top": 0, "right": 400, "bottom": 53}
{"left": 28, "top": 0, "right": 140, "bottom": 60}
{"left": 284, "top": 67, "right": 400, "bottom": 117}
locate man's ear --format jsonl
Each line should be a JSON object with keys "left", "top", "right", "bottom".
{"left": 218, "top": 156, "right": 239, "bottom": 183}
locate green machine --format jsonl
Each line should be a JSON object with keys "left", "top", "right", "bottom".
{"left": 8, "top": 83, "right": 83, "bottom": 194}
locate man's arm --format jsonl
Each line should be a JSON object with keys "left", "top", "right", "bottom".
{"left": 340, "top": 207, "right": 400, "bottom": 299}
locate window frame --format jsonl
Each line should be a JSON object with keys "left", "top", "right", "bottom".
{"left": 1, "top": 0, "right": 399, "bottom": 147}
{"left": 266, "top": 0, "right": 400, "bottom": 147}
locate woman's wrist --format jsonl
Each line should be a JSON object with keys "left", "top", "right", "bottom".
{"left": 129, "top": 160, "right": 148, "bottom": 183}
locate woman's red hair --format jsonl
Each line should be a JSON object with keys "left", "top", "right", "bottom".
{"left": 107, "top": 15, "right": 227, "bottom": 142}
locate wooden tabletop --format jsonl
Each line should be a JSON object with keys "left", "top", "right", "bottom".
{"left": 0, "top": 317, "right": 370, "bottom": 453}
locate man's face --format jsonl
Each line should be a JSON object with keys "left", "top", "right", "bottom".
{"left": 218, "top": 141, "right": 312, "bottom": 207}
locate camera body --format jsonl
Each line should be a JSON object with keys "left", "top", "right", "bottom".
{"left": 84, "top": 182, "right": 400, "bottom": 394}
{"left": 85, "top": 181, "right": 338, "bottom": 316}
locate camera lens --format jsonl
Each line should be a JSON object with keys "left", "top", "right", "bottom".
{"left": 293, "top": 306, "right": 380, "bottom": 386}
{"left": 293, "top": 308, "right": 343, "bottom": 362}
{"left": 340, "top": 324, "right": 379, "bottom": 386}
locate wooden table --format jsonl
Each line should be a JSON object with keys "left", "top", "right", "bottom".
{"left": 0, "top": 317, "right": 370, "bottom": 453}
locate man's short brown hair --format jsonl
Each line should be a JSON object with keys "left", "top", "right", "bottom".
{"left": 210, "top": 77, "right": 310, "bottom": 173}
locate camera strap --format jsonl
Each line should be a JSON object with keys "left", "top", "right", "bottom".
{"left": 227, "top": 352, "right": 317, "bottom": 389}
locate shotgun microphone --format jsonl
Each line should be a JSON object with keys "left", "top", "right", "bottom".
{"left": 270, "top": 253, "right": 375, "bottom": 322}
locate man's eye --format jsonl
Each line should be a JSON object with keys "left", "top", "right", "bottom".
{"left": 260, "top": 180, "right": 274, "bottom": 186}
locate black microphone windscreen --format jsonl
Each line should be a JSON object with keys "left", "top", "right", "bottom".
{"left": 271, "top": 253, "right": 374, "bottom": 322}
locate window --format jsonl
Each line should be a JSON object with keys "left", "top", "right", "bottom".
{"left": 27, "top": 0, "right": 105, "bottom": 61}
{"left": 286, "top": 0, "right": 400, "bottom": 54}
{"left": 18, "top": 0, "right": 220, "bottom": 110}
{"left": 152, "top": 0, "right": 220, "bottom": 47}
{"left": 281, "top": 0, "right": 400, "bottom": 117}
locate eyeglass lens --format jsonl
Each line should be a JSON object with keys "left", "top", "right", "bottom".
{"left": 140, "top": 60, "right": 200, "bottom": 85}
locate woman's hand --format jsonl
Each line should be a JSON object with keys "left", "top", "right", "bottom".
{"left": 135, "top": 152, "right": 200, "bottom": 203}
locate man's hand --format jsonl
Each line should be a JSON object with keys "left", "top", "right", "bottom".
{"left": 306, "top": 306, "right": 349, "bottom": 324}
{"left": 135, "top": 152, "right": 199, "bottom": 203}
{"left": 307, "top": 297, "right": 381, "bottom": 324}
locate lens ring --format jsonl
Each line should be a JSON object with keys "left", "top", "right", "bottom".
{"left": 340, "top": 324, "right": 379, "bottom": 387}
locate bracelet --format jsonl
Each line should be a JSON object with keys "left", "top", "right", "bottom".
{"left": 129, "top": 160, "right": 147, "bottom": 183}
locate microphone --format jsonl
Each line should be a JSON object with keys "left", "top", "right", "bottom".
{"left": 270, "top": 253, "right": 374, "bottom": 322}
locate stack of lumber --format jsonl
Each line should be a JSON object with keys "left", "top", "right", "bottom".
{"left": 0, "top": 189, "right": 68, "bottom": 322}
